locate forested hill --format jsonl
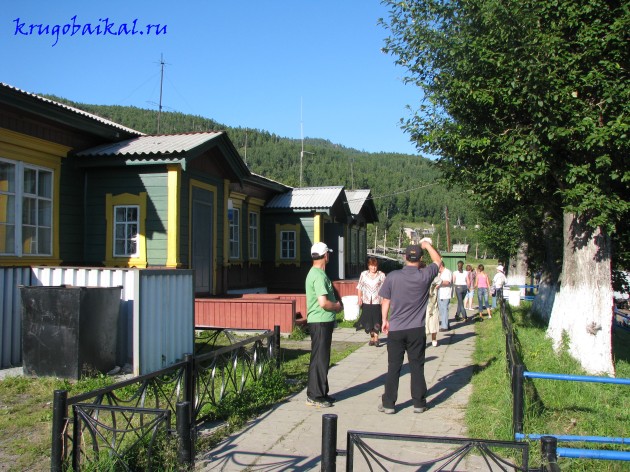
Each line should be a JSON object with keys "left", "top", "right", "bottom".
{"left": 47, "top": 96, "right": 477, "bottom": 237}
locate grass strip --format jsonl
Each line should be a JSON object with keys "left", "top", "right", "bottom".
{"left": 467, "top": 303, "right": 630, "bottom": 471}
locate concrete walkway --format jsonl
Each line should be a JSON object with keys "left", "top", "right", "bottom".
{"left": 196, "top": 305, "right": 480, "bottom": 471}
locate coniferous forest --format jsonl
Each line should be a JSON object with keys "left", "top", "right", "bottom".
{"left": 49, "top": 96, "right": 490, "bottom": 255}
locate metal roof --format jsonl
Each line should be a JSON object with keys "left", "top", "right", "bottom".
{"left": 345, "top": 189, "right": 371, "bottom": 215}
{"left": 75, "top": 132, "right": 224, "bottom": 157}
{"left": 0, "top": 82, "right": 143, "bottom": 136}
{"left": 265, "top": 186, "right": 345, "bottom": 210}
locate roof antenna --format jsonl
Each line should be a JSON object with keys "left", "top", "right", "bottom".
{"left": 299, "top": 97, "right": 314, "bottom": 187}
{"left": 157, "top": 54, "right": 165, "bottom": 134}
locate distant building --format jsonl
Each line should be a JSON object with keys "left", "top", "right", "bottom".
{"left": 451, "top": 244, "right": 470, "bottom": 253}
{"left": 403, "top": 227, "right": 418, "bottom": 242}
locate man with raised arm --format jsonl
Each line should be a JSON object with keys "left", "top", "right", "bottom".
{"left": 378, "top": 238, "right": 442, "bottom": 414}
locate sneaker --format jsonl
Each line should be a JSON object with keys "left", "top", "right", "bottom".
{"left": 306, "top": 397, "right": 332, "bottom": 408}
{"left": 432, "top": 340, "right": 438, "bottom": 347}
{"left": 377, "top": 401, "right": 395, "bottom": 414}
{"left": 414, "top": 406, "right": 429, "bottom": 414}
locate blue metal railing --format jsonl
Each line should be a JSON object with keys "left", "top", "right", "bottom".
{"left": 501, "top": 302, "right": 630, "bottom": 463}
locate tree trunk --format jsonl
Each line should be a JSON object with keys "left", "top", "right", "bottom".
{"left": 546, "top": 212, "right": 614, "bottom": 376}
{"left": 507, "top": 242, "right": 528, "bottom": 296}
{"left": 532, "top": 212, "right": 562, "bottom": 320}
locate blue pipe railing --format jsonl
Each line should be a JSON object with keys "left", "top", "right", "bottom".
{"left": 502, "top": 302, "right": 629, "bottom": 466}
{"left": 516, "top": 433, "right": 630, "bottom": 445}
{"left": 523, "top": 371, "right": 630, "bottom": 385}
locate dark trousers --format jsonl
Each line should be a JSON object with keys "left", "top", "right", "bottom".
{"left": 307, "top": 321, "right": 334, "bottom": 400}
{"left": 382, "top": 327, "right": 427, "bottom": 409}
{"left": 455, "top": 286, "right": 468, "bottom": 318}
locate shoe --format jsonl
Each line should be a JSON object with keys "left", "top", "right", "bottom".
{"left": 432, "top": 340, "right": 438, "bottom": 347}
{"left": 414, "top": 406, "right": 429, "bottom": 414}
{"left": 464, "top": 316, "right": 469, "bottom": 322}
{"left": 324, "top": 395, "right": 336, "bottom": 403}
{"left": 374, "top": 340, "right": 380, "bottom": 347}
{"left": 306, "top": 397, "right": 332, "bottom": 408}
{"left": 377, "top": 401, "right": 395, "bottom": 414}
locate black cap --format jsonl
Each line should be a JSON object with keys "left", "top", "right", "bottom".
{"left": 405, "top": 245, "right": 422, "bottom": 262}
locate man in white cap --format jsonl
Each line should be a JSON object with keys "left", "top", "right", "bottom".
{"left": 492, "top": 265, "right": 507, "bottom": 310}
{"left": 305, "top": 241, "right": 342, "bottom": 408}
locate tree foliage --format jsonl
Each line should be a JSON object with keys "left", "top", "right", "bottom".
{"left": 380, "top": 0, "right": 629, "bottom": 273}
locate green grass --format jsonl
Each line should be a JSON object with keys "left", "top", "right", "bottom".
{"left": 467, "top": 303, "right": 630, "bottom": 471}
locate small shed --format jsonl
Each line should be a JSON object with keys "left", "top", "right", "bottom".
{"left": 440, "top": 252, "right": 467, "bottom": 272}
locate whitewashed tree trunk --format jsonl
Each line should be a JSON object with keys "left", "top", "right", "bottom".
{"left": 546, "top": 212, "right": 614, "bottom": 376}
{"left": 507, "top": 242, "right": 528, "bottom": 296}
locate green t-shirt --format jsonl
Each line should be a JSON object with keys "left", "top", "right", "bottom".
{"left": 305, "top": 266, "right": 337, "bottom": 323}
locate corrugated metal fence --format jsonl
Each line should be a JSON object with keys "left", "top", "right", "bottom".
{"left": 0, "top": 267, "right": 32, "bottom": 368}
{"left": 0, "top": 267, "right": 193, "bottom": 375}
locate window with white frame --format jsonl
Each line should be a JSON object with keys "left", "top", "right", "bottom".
{"left": 113, "top": 205, "right": 139, "bottom": 257}
{"left": 280, "top": 230, "right": 296, "bottom": 259}
{"left": 229, "top": 207, "right": 240, "bottom": 259}
{"left": 0, "top": 158, "right": 53, "bottom": 256}
{"left": 248, "top": 211, "right": 258, "bottom": 259}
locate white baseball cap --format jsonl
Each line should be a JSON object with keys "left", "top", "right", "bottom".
{"left": 497, "top": 265, "right": 504, "bottom": 272}
{"left": 311, "top": 242, "right": 333, "bottom": 257}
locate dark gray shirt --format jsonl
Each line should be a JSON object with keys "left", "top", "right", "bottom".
{"left": 379, "top": 263, "right": 439, "bottom": 331}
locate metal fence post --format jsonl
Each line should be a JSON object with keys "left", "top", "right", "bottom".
{"left": 177, "top": 401, "right": 194, "bottom": 470}
{"left": 321, "top": 414, "right": 337, "bottom": 472}
{"left": 183, "top": 353, "right": 194, "bottom": 423}
{"left": 541, "top": 435, "right": 560, "bottom": 471}
{"left": 274, "top": 325, "right": 281, "bottom": 369}
{"left": 51, "top": 389, "right": 68, "bottom": 472}
{"left": 512, "top": 364, "right": 524, "bottom": 436}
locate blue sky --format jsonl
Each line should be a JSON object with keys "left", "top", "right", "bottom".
{"left": 1, "top": 1, "right": 422, "bottom": 155}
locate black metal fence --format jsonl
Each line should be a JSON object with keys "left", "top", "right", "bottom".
{"left": 321, "top": 414, "right": 562, "bottom": 471}
{"left": 51, "top": 326, "right": 281, "bottom": 471}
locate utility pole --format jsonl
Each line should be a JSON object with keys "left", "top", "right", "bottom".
{"left": 445, "top": 206, "right": 452, "bottom": 253}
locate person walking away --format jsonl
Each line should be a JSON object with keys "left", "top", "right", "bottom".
{"left": 355, "top": 257, "right": 386, "bottom": 346}
{"left": 437, "top": 262, "right": 452, "bottom": 331}
{"left": 475, "top": 264, "right": 492, "bottom": 320}
{"left": 465, "top": 264, "right": 476, "bottom": 310}
{"left": 378, "top": 239, "right": 441, "bottom": 414}
{"left": 452, "top": 261, "right": 469, "bottom": 321}
{"left": 492, "top": 265, "right": 507, "bottom": 309}
{"left": 305, "top": 242, "right": 342, "bottom": 408}
{"left": 426, "top": 265, "right": 440, "bottom": 347}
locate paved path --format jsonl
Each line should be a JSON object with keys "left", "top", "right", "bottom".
{"left": 197, "top": 305, "right": 480, "bottom": 471}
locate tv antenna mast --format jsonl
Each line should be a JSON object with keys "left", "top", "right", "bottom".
{"left": 299, "top": 98, "right": 314, "bottom": 187}
{"left": 157, "top": 54, "right": 166, "bottom": 134}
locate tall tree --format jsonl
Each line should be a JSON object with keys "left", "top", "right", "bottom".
{"left": 381, "top": 0, "right": 629, "bottom": 374}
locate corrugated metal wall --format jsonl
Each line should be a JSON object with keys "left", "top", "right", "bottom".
{"left": 0, "top": 267, "right": 32, "bottom": 368}
{"left": 1, "top": 267, "right": 194, "bottom": 375}
{"left": 135, "top": 270, "right": 194, "bottom": 375}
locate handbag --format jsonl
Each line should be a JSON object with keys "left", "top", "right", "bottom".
{"left": 490, "top": 287, "right": 496, "bottom": 296}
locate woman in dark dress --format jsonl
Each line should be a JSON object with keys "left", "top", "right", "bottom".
{"left": 354, "top": 258, "right": 386, "bottom": 346}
